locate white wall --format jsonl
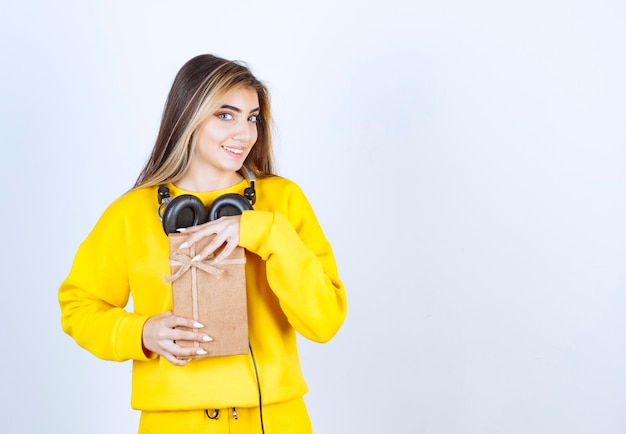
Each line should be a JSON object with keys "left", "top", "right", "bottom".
{"left": 2, "top": 1, "right": 626, "bottom": 433}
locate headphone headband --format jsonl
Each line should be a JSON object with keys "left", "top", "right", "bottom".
{"left": 157, "top": 168, "right": 256, "bottom": 234}
{"left": 239, "top": 166, "right": 256, "bottom": 206}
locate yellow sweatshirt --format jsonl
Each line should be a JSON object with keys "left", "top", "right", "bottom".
{"left": 59, "top": 176, "right": 346, "bottom": 411}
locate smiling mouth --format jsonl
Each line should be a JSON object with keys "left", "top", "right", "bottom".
{"left": 222, "top": 145, "right": 244, "bottom": 156}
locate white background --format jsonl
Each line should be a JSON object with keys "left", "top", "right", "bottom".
{"left": 1, "top": 1, "right": 626, "bottom": 433}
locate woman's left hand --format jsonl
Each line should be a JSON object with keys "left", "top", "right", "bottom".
{"left": 178, "top": 215, "right": 242, "bottom": 263}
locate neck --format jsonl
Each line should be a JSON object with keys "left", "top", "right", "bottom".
{"left": 175, "top": 168, "right": 244, "bottom": 193}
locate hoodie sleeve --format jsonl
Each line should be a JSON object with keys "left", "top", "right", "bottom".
{"left": 58, "top": 200, "right": 152, "bottom": 362}
{"left": 239, "top": 182, "right": 347, "bottom": 343}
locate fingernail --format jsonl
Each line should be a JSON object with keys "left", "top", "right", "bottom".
{"left": 197, "top": 349, "right": 207, "bottom": 355}
{"left": 193, "top": 322, "right": 204, "bottom": 328}
{"left": 202, "top": 335, "right": 213, "bottom": 342}
{"left": 176, "top": 227, "right": 187, "bottom": 232}
{"left": 179, "top": 242, "right": 188, "bottom": 249}
{"left": 191, "top": 255, "right": 201, "bottom": 262}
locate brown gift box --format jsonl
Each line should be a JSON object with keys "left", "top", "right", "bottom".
{"left": 165, "top": 233, "right": 249, "bottom": 359}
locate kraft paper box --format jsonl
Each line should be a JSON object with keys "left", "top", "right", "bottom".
{"left": 165, "top": 233, "right": 249, "bottom": 359}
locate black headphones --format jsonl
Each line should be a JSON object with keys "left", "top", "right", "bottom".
{"left": 157, "top": 168, "right": 256, "bottom": 235}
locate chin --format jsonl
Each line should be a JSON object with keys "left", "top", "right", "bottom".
{"left": 218, "top": 161, "right": 245, "bottom": 174}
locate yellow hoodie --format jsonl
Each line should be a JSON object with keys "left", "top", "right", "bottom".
{"left": 59, "top": 176, "right": 347, "bottom": 411}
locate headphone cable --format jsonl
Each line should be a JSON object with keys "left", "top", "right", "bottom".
{"left": 249, "top": 342, "right": 265, "bottom": 434}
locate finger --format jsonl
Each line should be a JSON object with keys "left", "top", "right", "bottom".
{"left": 158, "top": 313, "right": 195, "bottom": 331}
{"left": 147, "top": 317, "right": 207, "bottom": 348}
{"left": 212, "top": 241, "right": 237, "bottom": 263}
{"left": 170, "top": 327, "right": 213, "bottom": 343}
{"left": 162, "top": 351, "right": 189, "bottom": 366}
{"left": 175, "top": 346, "right": 210, "bottom": 359}
{"left": 181, "top": 215, "right": 238, "bottom": 249}
{"left": 165, "top": 316, "right": 213, "bottom": 342}
{"left": 193, "top": 240, "right": 227, "bottom": 262}
{"left": 170, "top": 315, "right": 206, "bottom": 330}
{"left": 176, "top": 223, "right": 204, "bottom": 234}
{"left": 180, "top": 222, "right": 220, "bottom": 248}
{"left": 149, "top": 335, "right": 188, "bottom": 365}
{"left": 163, "top": 337, "right": 210, "bottom": 360}
{"left": 158, "top": 337, "right": 208, "bottom": 361}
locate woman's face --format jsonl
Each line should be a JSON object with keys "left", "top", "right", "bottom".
{"left": 192, "top": 86, "right": 260, "bottom": 180}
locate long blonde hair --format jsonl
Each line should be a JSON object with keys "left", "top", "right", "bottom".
{"left": 134, "top": 54, "right": 275, "bottom": 189}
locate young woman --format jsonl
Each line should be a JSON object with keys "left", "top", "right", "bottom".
{"left": 59, "top": 54, "right": 347, "bottom": 433}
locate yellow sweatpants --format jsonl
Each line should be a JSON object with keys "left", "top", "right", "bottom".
{"left": 138, "top": 398, "right": 312, "bottom": 434}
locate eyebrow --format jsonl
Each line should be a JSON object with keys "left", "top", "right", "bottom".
{"left": 220, "top": 104, "right": 260, "bottom": 114}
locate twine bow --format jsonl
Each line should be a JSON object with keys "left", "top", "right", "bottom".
{"left": 163, "top": 248, "right": 246, "bottom": 334}
{"left": 163, "top": 251, "right": 228, "bottom": 284}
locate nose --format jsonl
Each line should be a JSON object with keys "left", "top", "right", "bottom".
{"left": 232, "top": 119, "right": 257, "bottom": 143}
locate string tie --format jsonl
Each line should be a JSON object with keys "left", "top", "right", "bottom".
{"left": 163, "top": 251, "right": 235, "bottom": 283}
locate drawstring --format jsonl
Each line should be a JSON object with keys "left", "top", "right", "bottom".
{"left": 202, "top": 342, "right": 263, "bottom": 431}
{"left": 205, "top": 409, "right": 219, "bottom": 419}
{"left": 204, "top": 408, "right": 238, "bottom": 420}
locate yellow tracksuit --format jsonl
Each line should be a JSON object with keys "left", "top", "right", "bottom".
{"left": 59, "top": 176, "right": 346, "bottom": 432}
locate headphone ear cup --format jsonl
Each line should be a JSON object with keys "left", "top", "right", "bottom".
{"left": 208, "top": 193, "right": 253, "bottom": 221}
{"left": 161, "top": 194, "right": 208, "bottom": 234}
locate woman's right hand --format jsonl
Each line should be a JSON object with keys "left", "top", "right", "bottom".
{"left": 142, "top": 311, "right": 213, "bottom": 366}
